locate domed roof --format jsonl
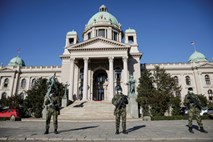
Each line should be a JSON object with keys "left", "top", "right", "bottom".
{"left": 125, "top": 28, "right": 136, "bottom": 33}
{"left": 86, "top": 5, "right": 120, "bottom": 29}
{"left": 188, "top": 51, "right": 208, "bottom": 63}
{"left": 8, "top": 56, "right": 25, "bottom": 67}
{"left": 67, "top": 30, "right": 77, "bottom": 35}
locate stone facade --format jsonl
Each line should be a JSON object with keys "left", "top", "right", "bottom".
{"left": 0, "top": 5, "right": 212, "bottom": 111}
{"left": 142, "top": 62, "right": 213, "bottom": 102}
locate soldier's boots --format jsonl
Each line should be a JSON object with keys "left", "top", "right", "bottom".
{"left": 115, "top": 130, "right": 119, "bottom": 134}
{"left": 54, "top": 129, "right": 59, "bottom": 134}
{"left": 123, "top": 130, "right": 128, "bottom": 134}
{"left": 200, "top": 127, "right": 208, "bottom": 133}
{"left": 44, "top": 129, "right": 49, "bottom": 134}
{"left": 188, "top": 127, "right": 194, "bottom": 133}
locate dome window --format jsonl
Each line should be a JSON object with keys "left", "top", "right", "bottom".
{"left": 112, "top": 31, "right": 118, "bottom": 41}
{"left": 88, "top": 32, "right": 91, "bottom": 40}
{"left": 97, "top": 29, "right": 106, "bottom": 38}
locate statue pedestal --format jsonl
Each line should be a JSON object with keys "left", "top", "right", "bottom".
{"left": 62, "top": 98, "right": 68, "bottom": 107}
{"left": 128, "top": 95, "right": 139, "bottom": 118}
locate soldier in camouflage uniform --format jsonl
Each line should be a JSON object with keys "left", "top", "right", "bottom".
{"left": 112, "top": 88, "right": 128, "bottom": 134}
{"left": 44, "top": 91, "right": 61, "bottom": 134}
{"left": 184, "top": 87, "right": 207, "bottom": 133}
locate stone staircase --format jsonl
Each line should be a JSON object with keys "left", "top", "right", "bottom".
{"left": 58, "top": 101, "right": 116, "bottom": 120}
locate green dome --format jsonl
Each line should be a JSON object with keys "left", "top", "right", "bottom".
{"left": 8, "top": 56, "right": 25, "bottom": 67}
{"left": 125, "top": 28, "right": 136, "bottom": 33}
{"left": 86, "top": 5, "right": 120, "bottom": 29}
{"left": 67, "top": 30, "right": 77, "bottom": 35}
{"left": 188, "top": 51, "right": 208, "bottom": 63}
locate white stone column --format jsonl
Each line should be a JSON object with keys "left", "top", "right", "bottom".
{"left": 11, "top": 72, "right": 16, "bottom": 96}
{"left": 26, "top": 77, "right": 31, "bottom": 90}
{"left": 123, "top": 56, "right": 128, "bottom": 95}
{"left": 108, "top": 57, "right": 114, "bottom": 100}
{"left": 12, "top": 68, "right": 20, "bottom": 96}
{"left": 68, "top": 58, "right": 75, "bottom": 101}
{"left": 92, "top": 27, "right": 95, "bottom": 38}
{"left": 83, "top": 57, "right": 89, "bottom": 100}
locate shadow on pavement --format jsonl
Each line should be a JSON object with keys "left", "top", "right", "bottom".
{"left": 59, "top": 125, "right": 99, "bottom": 133}
{"left": 127, "top": 125, "right": 146, "bottom": 133}
{"left": 73, "top": 101, "right": 87, "bottom": 107}
{"left": 186, "top": 125, "right": 200, "bottom": 131}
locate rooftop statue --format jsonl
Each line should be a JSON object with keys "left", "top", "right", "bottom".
{"left": 46, "top": 73, "right": 57, "bottom": 97}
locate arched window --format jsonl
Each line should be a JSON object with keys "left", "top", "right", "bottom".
{"left": 185, "top": 76, "right": 191, "bottom": 85}
{"left": 208, "top": 89, "right": 213, "bottom": 101}
{"left": 174, "top": 76, "right": 179, "bottom": 85}
{"left": 205, "top": 75, "right": 211, "bottom": 85}
{"left": 115, "top": 67, "right": 122, "bottom": 82}
{"left": 3, "top": 78, "right": 9, "bottom": 88}
{"left": 1, "top": 92, "right": 7, "bottom": 99}
{"left": 31, "top": 78, "right": 36, "bottom": 88}
{"left": 19, "top": 92, "right": 25, "bottom": 100}
{"left": 20, "top": 79, "right": 26, "bottom": 89}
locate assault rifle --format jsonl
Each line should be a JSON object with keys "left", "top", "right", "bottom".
{"left": 187, "top": 94, "right": 202, "bottom": 110}
{"left": 45, "top": 94, "right": 60, "bottom": 111}
{"left": 116, "top": 95, "right": 128, "bottom": 110}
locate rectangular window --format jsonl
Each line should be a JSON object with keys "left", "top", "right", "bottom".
{"left": 128, "top": 36, "right": 134, "bottom": 44}
{"left": 98, "top": 29, "right": 105, "bottom": 37}
{"left": 69, "top": 38, "right": 74, "bottom": 44}
{"left": 88, "top": 32, "right": 91, "bottom": 39}
{"left": 112, "top": 31, "right": 118, "bottom": 41}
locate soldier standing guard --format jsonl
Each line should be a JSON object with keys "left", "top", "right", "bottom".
{"left": 44, "top": 90, "right": 60, "bottom": 134}
{"left": 43, "top": 73, "right": 61, "bottom": 134}
{"left": 112, "top": 88, "right": 128, "bottom": 134}
{"left": 184, "top": 87, "right": 208, "bottom": 133}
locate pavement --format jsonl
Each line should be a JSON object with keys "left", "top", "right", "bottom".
{"left": 0, "top": 118, "right": 212, "bottom": 141}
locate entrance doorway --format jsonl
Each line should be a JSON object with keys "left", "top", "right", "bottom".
{"left": 93, "top": 70, "right": 107, "bottom": 101}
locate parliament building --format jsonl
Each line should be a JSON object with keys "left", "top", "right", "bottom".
{"left": 0, "top": 5, "right": 213, "bottom": 106}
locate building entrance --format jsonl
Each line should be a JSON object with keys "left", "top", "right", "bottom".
{"left": 93, "top": 70, "right": 107, "bottom": 101}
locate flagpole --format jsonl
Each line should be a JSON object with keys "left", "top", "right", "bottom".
{"left": 191, "top": 41, "right": 196, "bottom": 51}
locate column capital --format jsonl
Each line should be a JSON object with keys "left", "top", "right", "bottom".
{"left": 122, "top": 56, "right": 128, "bottom": 62}
{"left": 108, "top": 57, "right": 114, "bottom": 62}
{"left": 83, "top": 57, "right": 89, "bottom": 61}
{"left": 70, "top": 58, "right": 75, "bottom": 62}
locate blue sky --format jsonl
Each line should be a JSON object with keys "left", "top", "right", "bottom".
{"left": 0, "top": 0, "right": 213, "bottom": 66}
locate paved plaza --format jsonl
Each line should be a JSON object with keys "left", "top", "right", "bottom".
{"left": 0, "top": 119, "right": 212, "bottom": 141}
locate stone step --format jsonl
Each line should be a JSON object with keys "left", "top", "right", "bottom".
{"left": 58, "top": 101, "right": 116, "bottom": 120}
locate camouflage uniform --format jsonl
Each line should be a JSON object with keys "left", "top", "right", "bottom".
{"left": 184, "top": 89, "right": 207, "bottom": 133}
{"left": 112, "top": 93, "right": 128, "bottom": 134}
{"left": 44, "top": 93, "right": 60, "bottom": 134}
